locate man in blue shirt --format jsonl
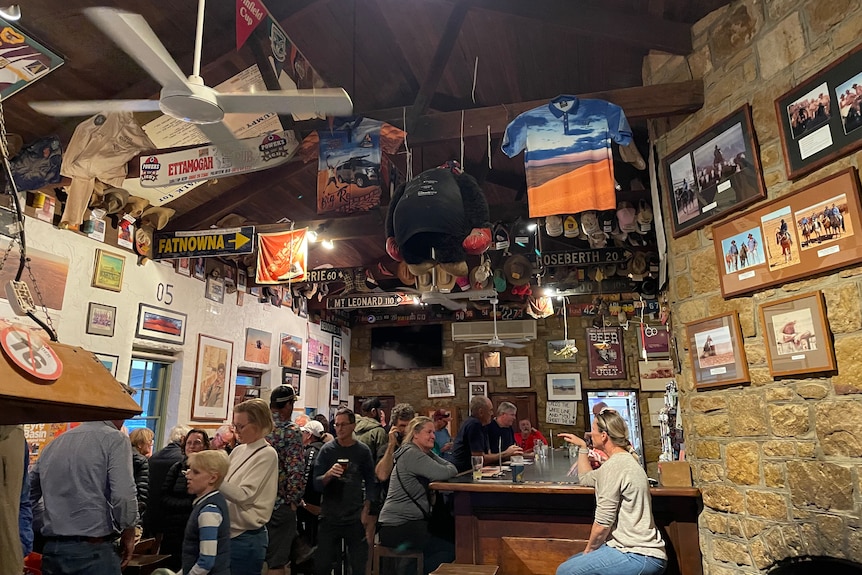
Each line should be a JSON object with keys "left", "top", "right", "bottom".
{"left": 30, "top": 420, "right": 139, "bottom": 575}
{"left": 452, "top": 397, "right": 521, "bottom": 472}
{"left": 432, "top": 409, "right": 455, "bottom": 463}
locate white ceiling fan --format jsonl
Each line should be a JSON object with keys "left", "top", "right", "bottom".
{"left": 419, "top": 287, "right": 498, "bottom": 312}
{"left": 29, "top": 1, "right": 353, "bottom": 146}
{"left": 464, "top": 297, "right": 527, "bottom": 349}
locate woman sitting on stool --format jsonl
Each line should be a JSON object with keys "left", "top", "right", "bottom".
{"left": 558, "top": 409, "right": 666, "bottom": 575}
{"left": 378, "top": 416, "right": 458, "bottom": 574}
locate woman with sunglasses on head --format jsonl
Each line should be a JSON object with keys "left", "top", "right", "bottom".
{"left": 557, "top": 409, "right": 666, "bottom": 575}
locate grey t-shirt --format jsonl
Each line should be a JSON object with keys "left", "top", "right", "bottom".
{"left": 378, "top": 444, "right": 457, "bottom": 525}
{"left": 579, "top": 451, "right": 666, "bottom": 560}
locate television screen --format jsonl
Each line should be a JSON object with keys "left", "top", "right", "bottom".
{"left": 584, "top": 389, "right": 645, "bottom": 466}
{"left": 370, "top": 324, "right": 443, "bottom": 370}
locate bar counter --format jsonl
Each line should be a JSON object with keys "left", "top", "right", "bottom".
{"left": 430, "top": 451, "right": 702, "bottom": 575}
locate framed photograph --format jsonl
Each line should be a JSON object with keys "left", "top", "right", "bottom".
{"left": 427, "top": 374, "right": 455, "bottom": 398}
{"left": 547, "top": 339, "right": 579, "bottom": 362}
{"left": 175, "top": 257, "right": 191, "bottom": 276}
{"left": 482, "top": 351, "right": 501, "bottom": 376}
{"left": 637, "top": 325, "right": 671, "bottom": 359}
{"left": 135, "top": 303, "right": 187, "bottom": 345}
{"left": 191, "top": 334, "right": 234, "bottom": 421}
{"left": 663, "top": 104, "right": 766, "bottom": 237}
{"left": 244, "top": 328, "right": 272, "bottom": 364}
{"left": 464, "top": 352, "right": 481, "bottom": 377}
{"left": 685, "top": 312, "right": 749, "bottom": 390}
{"left": 468, "top": 381, "right": 488, "bottom": 404}
{"left": 92, "top": 249, "right": 125, "bottom": 292}
{"left": 713, "top": 167, "right": 862, "bottom": 298}
{"left": 192, "top": 257, "right": 206, "bottom": 281}
{"left": 307, "top": 333, "right": 331, "bottom": 373}
{"left": 282, "top": 368, "right": 301, "bottom": 394}
{"left": 279, "top": 333, "right": 303, "bottom": 369}
{"left": 638, "top": 359, "right": 676, "bottom": 391}
{"left": 205, "top": 276, "right": 225, "bottom": 303}
{"left": 86, "top": 302, "right": 116, "bottom": 337}
{"left": 586, "top": 327, "right": 626, "bottom": 379}
{"left": 776, "top": 43, "right": 862, "bottom": 180}
{"left": 547, "top": 373, "right": 582, "bottom": 401}
{"left": 759, "top": 291, "right": 836, "bottom": 377}
{"left": 94, "top": 352, "right": 119, "bottom": 377}
{"left": 505, "top": 356, "right": 530, "bottom": 388}
{"left": 237, "top": 269, "right": 248, "bottom": 293}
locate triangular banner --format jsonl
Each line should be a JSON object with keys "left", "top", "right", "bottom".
{"left": 236, "top": 0, "right": 267, "bottom": 50}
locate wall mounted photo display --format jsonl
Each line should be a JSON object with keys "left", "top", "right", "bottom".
{"left": 94, "top": 352, "right": 119, "bottom": 377}
{"left": 547, "top": 339, "right": 579, "bottom": 362}
{"left": 279, "top": 333, "right": 303, "bottom": 369}
{"left": 282, "top": 368, "right": 301, "bottom": 395}
{"left": 586, "top": 327, "right": 626, "bottom": 380}
{"left": 759, "top": 291, "right": 836, "bottom": 377}
{"left": 468, "top": 381, "right": 488, "bottom": 404}
{"left": 175, "top": 257, "right": 191, "bottom": 276}
{"left": 86, "top": 302, "right": 116, "bottom": 337}
{"left": 205, "top": 276, "right": 225, "bottom": 304}
{"left": 662, "top": 104, "right": 766, "bottom": 238}
{"left": 92, "top": 249, "right": 125, "bottom": 292}
{"left": 244, "top": 328, "right": 272, "bottom": 364}
{"left": 547, "top": 373, "right": 582, "bottom": 401}
{"left": 685, "top": 311, "right": 749, "bottom": 390}
{"left": 330, "top": 335, "right": 342, "bottom": 406}
{"left": 638, "top": 359, "right": 675, "bottom": 392}
{"left": 636, "top": 324, "right": 671, "bottom": 359}
{"left": 192, "top": 257, "right": 206, "bottom": 281}
{"left": 191, "top": 334, "right": 234, "bottom": 422}
{"left": 464, "top": 352, "right": 481, "bottom": 377}
{"left": 307, "top": 332, "right": 330, "bottom": 373}
{"left": 135, "top": 303, "right": 187, "bottom": 345}
{"left": 482, "top": 351, "right": 501, "bottom": 376}
{"left": 237, "top": 269, "right": 247, "bottom": 292}
{"left": 776, "top": 42, "right": 862, "bottom": 180}
{"left": 427, "top": 374, "right": 455, "bottom": 398}
{"left": 712, "top": 167, "right": 862, "bottom": 298}
{"left": 505, "top": 356, "right": 530, "bottom": 388}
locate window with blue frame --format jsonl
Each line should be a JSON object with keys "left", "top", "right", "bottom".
{"left": 126, "top": 358, "right": 171, "bottom": 446}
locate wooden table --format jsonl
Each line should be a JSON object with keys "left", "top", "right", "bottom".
{"left": 430, "top": 451, "right": 702, "bottom": 575}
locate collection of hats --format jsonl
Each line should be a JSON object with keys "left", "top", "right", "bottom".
{"left": 544, "top": 201, "right": 654, "bottom": 248}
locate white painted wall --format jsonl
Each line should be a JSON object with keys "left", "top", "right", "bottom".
{"left": 4, "top": 216, "right": 349, "bottom": 443}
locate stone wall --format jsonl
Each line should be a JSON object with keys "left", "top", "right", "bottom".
{"left": 349, "top": 313, "right": 665, "bottom": 474}
{"left": 645, "top": 1, "right": 862, "bottom": 572}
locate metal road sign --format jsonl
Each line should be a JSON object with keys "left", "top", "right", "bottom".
{"left": 326, "top": 292, "right": 414, "bottom": 310}
{"left": 153, "top": 226, "right": 255, "bottom": 260}
{"left": 540, "top": 248, "right": 631, "bottom": 268}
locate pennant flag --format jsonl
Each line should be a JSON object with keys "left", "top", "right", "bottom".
{"left": 256, "top": 228, "right": 308, "bottom": 284}
{"left": 236, "top": 0, "right": 267, "bottom": 50}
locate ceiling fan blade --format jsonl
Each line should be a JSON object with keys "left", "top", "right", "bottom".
{"left": 464, "top": 343, "right": 487, "bottom": 350}
{"left": 84, "top": 8, "right": 189, "bottom": 90}
{"left": 196, "top": 121, "right": 239, "bottom": 146}
{"left": 503, "top": 341, "right": 526, "bottom": 349}
{"left": 29, "top": 99, "right": 162, "bottom": 117}
{"left": 217, "top": 88, "right": 354, "bottom": 117}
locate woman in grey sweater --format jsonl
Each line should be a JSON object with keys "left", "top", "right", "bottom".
{"left": 378, "top": 415, "right": 458, "bottom": 574}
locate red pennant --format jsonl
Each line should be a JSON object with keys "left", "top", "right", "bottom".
{"left": 236, "top": 0, "right": 267, "bottom": 50}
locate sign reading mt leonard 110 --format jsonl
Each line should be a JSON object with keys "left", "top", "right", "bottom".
{"left": 152, "top": 227, "right": 255, "bottom": 260}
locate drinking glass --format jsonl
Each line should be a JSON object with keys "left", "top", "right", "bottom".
{"left": 471, "top": 455, "right": 484, "bottom": 481}
{"left": 336, "top": 458, "right": 350, "bottom": 479}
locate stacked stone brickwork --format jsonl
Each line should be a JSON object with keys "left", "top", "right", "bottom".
{"left": 646, "top": 0, "right": 862, "bottom": 572}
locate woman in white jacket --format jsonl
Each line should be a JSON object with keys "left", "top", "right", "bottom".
{"left": 378, "top": 416, "right": 458, "bottom": 574}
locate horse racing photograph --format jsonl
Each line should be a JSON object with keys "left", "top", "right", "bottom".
{"left": 720, "top": 227, "right": 765, "bottom": 274}
{"left": 794, "top": 193, "right": 852, "bottom": 250}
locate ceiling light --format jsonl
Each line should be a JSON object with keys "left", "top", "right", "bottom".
{"left": 527, "top": 221, "right": 537, "bottom": 231}
{"left": 306, "top": 230, "right": 318, "bottom": 242}
{"left": 0, "top": 5, "right": 21, "bottom": 21}
{"left": 321, "top": 239, "right": 334, "bottom": 250}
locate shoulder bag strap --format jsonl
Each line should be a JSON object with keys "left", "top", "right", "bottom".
{"left": 394, "top": 450, "right": 432, "bottom": 521}
{"left": 225, "top": 445, "right": 267, "bottom": 482}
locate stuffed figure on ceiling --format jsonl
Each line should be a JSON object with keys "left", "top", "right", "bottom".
{"left": 385, "top": 161, "right": 491, "bottom": 279}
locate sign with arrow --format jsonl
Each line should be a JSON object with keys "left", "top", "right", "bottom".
{"left": 152, "top": 226, "right": 255, "bottom": 260}
{"left": 326, "top": 292, "right": 414, "bottom": 310}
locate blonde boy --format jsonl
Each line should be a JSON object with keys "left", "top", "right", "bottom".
{"left": 182, "top": 450, "right": 231, "bottom": 575}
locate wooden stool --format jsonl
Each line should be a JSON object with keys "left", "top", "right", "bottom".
{"left": 430, "top": 564, "right": 499, "bottom": 575}
{"left": 372, "top": 543, "right": 423, "bottom": 575}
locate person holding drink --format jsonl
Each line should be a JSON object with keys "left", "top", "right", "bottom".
{"left": 556, "top": 408, "right": 666, "bottom": 575}
{"left": 514, "top": 418, "right": 548, "bottom": 454}
{"left": 312, "top": 408, "right": 376, "bottom": 575}
{"left": 379, "top": 416, "right": 458, "bottom": 573}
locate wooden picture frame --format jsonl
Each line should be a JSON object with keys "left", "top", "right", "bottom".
{"left": 464, "top": 352, "right": 481, "bottom": 377}
{"left": 712, "top": 167, "right": 862, "bottom": 298}
{"left": 685, "top": 312, "right": 750, "bottom": 390}
{"left": 776, "top": 42, "right": 862, "bottom": 180}
{"left": 92, "top": 249, "right": 125, "bottom": 292}
{"left": 191, "top": 334, "right": 234, "bottom": 422}
{"left": 759, "top": 291, "right": 836, "bottom": 377}
{"left": 636, "top": 324, "right": 670, "bottom": 359}
{"left": 427, "top": 374, "right": 455, "bottom": 398}
{"left": 585, "top": 327, "right": 626, "bottom": 380}
{"left": 482, "top": 351, "right": 501, "bottom": 376}
{"left": 175, "top": 257, "right": 191, "bottom": 277}
{"left": 86, "top": 302, "right": 116, "bottom": 337}
{"left": 468, "top": 381, "right": 488, "bottom": 404}
{"left": 663, "top": 104, "right": 766, "bottom": 237}
{"left": 547, "top": 373, "right": 582, "bottom": 401}
{"left": 135, "top": 303, "right": 187, "bottom": 345}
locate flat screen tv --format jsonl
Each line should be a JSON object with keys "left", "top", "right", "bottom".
{"left": 370, "top": 324, "right": 443, "bottom": 370}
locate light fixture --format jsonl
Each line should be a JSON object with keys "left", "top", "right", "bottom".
{"left": 306, "top": 230, "right": 318, "bottom": 243}
{"left": 527, "top": 221, "right": 537, "bottom": 232}
{"left": 321, "top": 239, "right": 334, "bottom": 250}
{"left": 0, "top": 5, "right": 20, "bottom": 20}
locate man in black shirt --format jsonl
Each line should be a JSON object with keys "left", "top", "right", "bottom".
{"left": 486, "top": 401, "right": 518, "bottom": 456}
{"left": 451, "top": 396, "right": 521, "bottom": 472}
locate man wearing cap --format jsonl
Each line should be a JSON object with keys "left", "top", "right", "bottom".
{"left": 296, "top": 420, "right": 326, "bottom": 564}
{"left": 266, "top": 385, "right": 306, "bottom": 575}
{"left": 432, "top": 409, "right": 455, "bottom": 463}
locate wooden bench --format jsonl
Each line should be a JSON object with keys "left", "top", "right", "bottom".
{"left": 431, "top": 564, "right": 499, "bottom": 575}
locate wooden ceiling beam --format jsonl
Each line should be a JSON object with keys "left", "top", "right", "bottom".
{"left": 466, "top": 0, "right": 692, "bottom": 55}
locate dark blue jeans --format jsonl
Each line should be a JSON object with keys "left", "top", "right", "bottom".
{"left": 379, "top": 519, "right": 455, "bottom": 575}
{"left": 43, "top": 539, "right": 120, "bottom": 575}
{"left": 556, "top": 544, "right": 666, "bottom": 575}
{"left": 230, "top": 526, "right": 268, "bottom": 575}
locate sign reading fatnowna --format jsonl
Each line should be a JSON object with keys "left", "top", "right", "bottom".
{"left": 153, "top": 227, "right": 254, "bottom": 260}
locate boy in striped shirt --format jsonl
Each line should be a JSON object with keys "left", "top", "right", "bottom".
{"left": 183, "top": 450, "right": 231, "bottom": 575}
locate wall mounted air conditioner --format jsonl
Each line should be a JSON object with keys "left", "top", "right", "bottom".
{"left": 451, "top": 319, "right": 537, "bottom": 342}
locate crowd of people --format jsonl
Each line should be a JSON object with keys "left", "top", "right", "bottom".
{"left": 14, "top": 391, "right": 667, "bottom": 575}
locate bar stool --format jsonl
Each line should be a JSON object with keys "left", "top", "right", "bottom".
{"left": 430, "top": 565, "right": 499, "bottom": 575}
{"left": 372, "top": 543, "right": 423, "bottom": 575}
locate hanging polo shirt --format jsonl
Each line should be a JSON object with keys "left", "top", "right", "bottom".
{"left": 502, "top": 96, "right": 632, "bottom": 218}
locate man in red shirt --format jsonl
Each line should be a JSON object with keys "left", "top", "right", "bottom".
{"left": 514, "top": 418, "right": 548, "bottom": 453}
